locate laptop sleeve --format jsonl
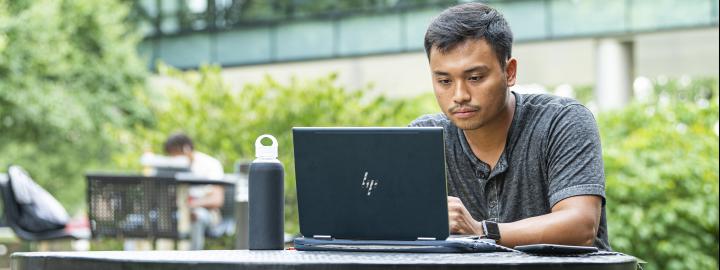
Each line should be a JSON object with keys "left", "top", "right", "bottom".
{"left": 294, "top": 237, "right": 512, "bottom": 253}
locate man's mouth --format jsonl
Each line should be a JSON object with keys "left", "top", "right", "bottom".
{"left": 451, "top": 106, "right": 479, "bottom": 119}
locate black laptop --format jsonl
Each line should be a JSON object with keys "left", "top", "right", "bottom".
{"left": 292, "top": 127, "right": 506, "bottom": 252}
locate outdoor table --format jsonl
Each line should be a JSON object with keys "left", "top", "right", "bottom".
{"left": 12, "top": 250, "right": 637, "bottom": 270}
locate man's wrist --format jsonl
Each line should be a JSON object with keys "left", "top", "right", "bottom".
{"left": 474, "top": 220, "right": 486, "bottom": 236}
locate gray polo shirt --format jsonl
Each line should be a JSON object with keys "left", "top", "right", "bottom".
{"left": 410, "top": 92, "right": 610, "bottom": 250}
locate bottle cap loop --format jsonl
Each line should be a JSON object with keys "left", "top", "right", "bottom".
{"left": 255, "top": 134, "right": 278, "bottom": 159}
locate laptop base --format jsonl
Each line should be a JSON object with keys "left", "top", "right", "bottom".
{"left": 294, "top": 237, "right": 511, "bottom": 253}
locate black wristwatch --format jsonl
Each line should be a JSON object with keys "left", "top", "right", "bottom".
{"left": 481, "top": 220, "right": 501, "bottom": 241}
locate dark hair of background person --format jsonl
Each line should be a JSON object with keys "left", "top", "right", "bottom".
{"left": 424, "top": 2, "right": 514, "bottom": 68}
{"left": 164, "top": 132, "right": 194, "bottom": 154}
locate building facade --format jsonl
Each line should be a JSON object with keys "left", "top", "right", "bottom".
{"left": 134, "top": 0, "right": 720, "bottom": 109}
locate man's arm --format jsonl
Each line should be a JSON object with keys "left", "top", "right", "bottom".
{"left": 448, "top": 195, "right": 602, "bottom": 247}
{"left": 189, "top": 185, "right": 225, "bottom": 209}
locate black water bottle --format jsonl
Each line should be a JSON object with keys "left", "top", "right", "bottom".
{"left": 248, "top": 134, "right": 285, "bottom": 250}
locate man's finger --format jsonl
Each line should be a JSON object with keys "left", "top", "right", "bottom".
{"left": 449, "top": 222, "right": 460, "bottom": 233}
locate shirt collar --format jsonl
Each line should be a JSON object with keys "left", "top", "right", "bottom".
{"left": 456, "top": 91, "right": 523, "bottom": 180}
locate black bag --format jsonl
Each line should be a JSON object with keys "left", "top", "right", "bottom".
{"left": 7, "top": 165, "right": 69, "bottom": 232}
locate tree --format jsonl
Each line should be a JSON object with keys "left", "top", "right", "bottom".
{"left": 0, "top": 0, "right": 151, "bottom": 211}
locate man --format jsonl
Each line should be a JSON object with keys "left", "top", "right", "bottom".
{"left": 164, "top": 133, "right": 225, "bottom": 250}
{"left": 410, "top": 2, "right": 609, "bottom": 250}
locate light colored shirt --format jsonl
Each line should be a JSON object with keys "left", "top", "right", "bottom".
{"left": 190, "top": 151, "right": 224, "bottom": 180}
{"left": 188, "top": 151, "right": 224, "bottom": 200}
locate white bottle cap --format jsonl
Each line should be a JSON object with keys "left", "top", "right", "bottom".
{"left": 255, "top": 134, "right": 278, "bottom": 159}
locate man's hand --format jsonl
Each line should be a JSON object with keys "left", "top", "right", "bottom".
{"left": 188, "top": 185, "right": 225, "bottom": 209}
{"left": 447, "top": 196, "right": 483, "bottom": 235}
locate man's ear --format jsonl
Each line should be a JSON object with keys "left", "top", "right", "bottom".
{"left": 505, "top": 58, "right": 517, "bottom": 87}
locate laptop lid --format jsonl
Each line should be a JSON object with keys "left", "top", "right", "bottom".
{"left": 293, "top": 127, "right": 448, "bottom": 241}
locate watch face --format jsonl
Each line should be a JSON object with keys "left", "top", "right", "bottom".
{"left": 484, "top": 221, "right": 501, "bottom": 240}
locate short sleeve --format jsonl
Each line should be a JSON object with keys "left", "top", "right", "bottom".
{"left": 191, "top": 152, "right": 225, "bottom": 180}
{"left": 546, "top": 104, "right": 606, "bottom": 207}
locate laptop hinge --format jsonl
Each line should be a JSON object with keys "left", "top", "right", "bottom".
{"left": 313, "top": 235, "right": 333, "bottom": 240}
{"left": 417, "top": 237, "right": 436, "bottom": 241}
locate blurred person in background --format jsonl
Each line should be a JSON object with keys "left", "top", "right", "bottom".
{"left": 410, "top": 2, "right": 609, "bottom": 250}
{"left": 164, "top": 132, "right": 224, "bottom": 250}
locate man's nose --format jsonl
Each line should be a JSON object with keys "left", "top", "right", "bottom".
{"left": 452, "top": 81, "right": 471, "bottom": 104}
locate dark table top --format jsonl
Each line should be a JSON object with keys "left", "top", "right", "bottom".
{"left": 12, "top": 250, "right": 637, "bottom": 270}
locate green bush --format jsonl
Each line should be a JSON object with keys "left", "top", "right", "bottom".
{"left": 111, "top": 64, "right": 438, "bottom": 233}
{"left": 600, "top": 77, "right": 719, "bottom": 269}
{"left": 0, "top": 0, "right": 150, "bottom": 211}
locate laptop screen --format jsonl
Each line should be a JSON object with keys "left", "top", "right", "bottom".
{"left": 293, "top": 127, "right": 449, "bottom": 240}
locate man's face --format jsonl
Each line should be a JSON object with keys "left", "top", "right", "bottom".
{"left": 167, "top": 145, "right": 193, "bottom": 161}
{"left": 429, "top": 39, "right": 516, "bottom": 130}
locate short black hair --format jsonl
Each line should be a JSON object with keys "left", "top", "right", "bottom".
{"left": 424, "top": 2, "right": 513, "bottom": 67}
{"left": 164, "top": 132, "right": 194, "bottom": 154}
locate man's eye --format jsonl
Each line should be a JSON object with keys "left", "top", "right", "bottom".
{"left": 438, "top": 79, "right": 451, "bottom": 84}
{"left": 469, "top": 76, "right": 482, "bottom": 81}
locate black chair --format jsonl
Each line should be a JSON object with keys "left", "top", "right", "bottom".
{"left": 86, "top": 174, "right": 178, "bottom": 239}
{"left": 0, "top": 173, "right": 76, "bottom": 241}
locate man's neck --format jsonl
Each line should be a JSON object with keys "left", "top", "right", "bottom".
{"left": 463, "top": 93, "right": 516, "bottom": 169}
